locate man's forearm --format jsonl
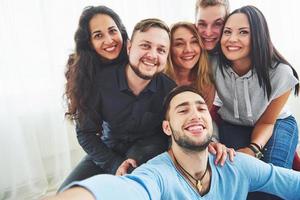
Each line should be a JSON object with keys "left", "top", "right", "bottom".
{"left": 43, "top": 187, "right": 95, "bottom": 200}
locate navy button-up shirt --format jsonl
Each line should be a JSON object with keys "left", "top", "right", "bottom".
{"left": 76, "top": 62, "right": 176, "bottom": 174}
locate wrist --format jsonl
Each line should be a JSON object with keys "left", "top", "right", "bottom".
{"left": 248, "top": 144, "right": 263, "bottom": 159}
{"left": 250, "top": 142, "right": 263, "bottom": 152}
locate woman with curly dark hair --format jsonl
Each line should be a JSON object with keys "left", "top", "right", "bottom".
{"left": 65, "top": 5, "right": 128, "bottom": 121}
{"left": 60, "top": 5, "right": 128, "bottom": 191}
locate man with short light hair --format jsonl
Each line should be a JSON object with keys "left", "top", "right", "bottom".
{"left": 195, "top": 0, "right": 229, "bottom": 52}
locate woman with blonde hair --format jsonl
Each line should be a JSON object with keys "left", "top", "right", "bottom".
{"left": 165, "top": 22, "right": 215, "bottom": 110}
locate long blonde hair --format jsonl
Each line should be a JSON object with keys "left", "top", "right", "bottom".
{"left": 164, "top": 22, "right": 214, "bottom": 107}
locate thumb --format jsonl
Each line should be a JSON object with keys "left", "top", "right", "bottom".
{"left": 127, "top": 158, "right": 138, "bottom": 168}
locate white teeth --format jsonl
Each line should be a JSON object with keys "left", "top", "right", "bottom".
{"left": 227, "top": 46, "right": 240, "bottom": 51}
{"left": 204, "top": 38, "right": 214, "bottom": 42}
{"left": 186, "top": 125, "right": 204, "bottom": 131}
{"left": 181, "top": 56, "right": 194, "bottom": 60}
{"left": 105, "top": 46, "right": 116, "bottom": 52}
{"left": 142, "top": 60, "right": 156, "bottom": 66}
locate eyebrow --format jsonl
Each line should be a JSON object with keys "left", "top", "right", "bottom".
{"left": 224, "top": 27, "right": 250, "bottom": 30}
{"left": 174, "top": 38, "right": 184, "bottom": 41}
{"left": 174, "top": 36, "right": 197, "bottom": 41}
{"left": 91, "top": 26, "right": 117, "bottom": 35}
{"left": 174, "top": 100, "right": 206, "bottom": 109}
{"left": 91, "top": 30, "right": 101, "bottom": 35}
{"left": 198, "top": 18, "right": 224, "bottom": 23}
{"left": 141, "top": 40, "right": 167, "bottom": 49}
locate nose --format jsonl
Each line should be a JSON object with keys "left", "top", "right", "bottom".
{"left": 190, "top": 106, "right": 201, "bottom": 119}
{"left": 204, "top": 26, "right": 213, "bottom": 36}
{"left": 103, "top": 35, "right": 113, "bottom": 44}
{"left": 184, "top": 43, "right": 192, "bottom": 52}
{"left": 145, "top": 48, "right": 157, "bottom": 59}
{"left": 228, "top": 33, "right": 238, "bottom": 43}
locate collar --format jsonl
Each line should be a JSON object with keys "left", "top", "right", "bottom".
{"left": 117, "top": 64, "right": 158, "bottom": 93}
{"left": 226, "top": 66, "right": 255, "bottom": 79}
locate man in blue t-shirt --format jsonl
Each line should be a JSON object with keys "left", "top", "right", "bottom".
{"left": 46, "top": 86, "right": 300, "bottom": 200}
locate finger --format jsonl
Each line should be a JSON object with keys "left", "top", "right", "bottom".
{"left": 228, "top": 148, "right": 236, "bottom": 162}
{"left": 208, "top": 143, "right": 217, "bottom": 155}
{"left": 214, "top": 145, "right": 224, "bottom": 165}
{"left": 116, "top": 160, "right": 131, "bottom": 176}
{"left": 219, "top": 148, "right": 228, "bottom": 166}
{"left": 126, "top": 158, "right": 138, "bottom": 168}
{"left": 116, "top": 168, "right": 124, "bottom": 176}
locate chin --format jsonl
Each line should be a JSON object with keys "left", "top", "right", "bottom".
{"left": 205, "top": 45, "right": 215, "bottom": 51}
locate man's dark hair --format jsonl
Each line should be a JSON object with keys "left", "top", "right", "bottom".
{"left": 162, "top": 86, "right": 202, "bottom": 120}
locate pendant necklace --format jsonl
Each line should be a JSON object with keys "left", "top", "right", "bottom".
{"left": 169, "top": 149, "right": 209, "bottom": 193}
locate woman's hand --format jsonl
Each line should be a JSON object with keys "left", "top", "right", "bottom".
{"left": 115, "top": 158, "right": 137, "bottom": 176}
{"left": 208, "top": 142, "right": 236, "bottom": 166}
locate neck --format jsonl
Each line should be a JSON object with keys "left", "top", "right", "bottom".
{"left": 126, "top": 64, "right": 150, "bottom": 96}
{"left": 232, "top": 59, "right": 251, "bottom": 76}
{"left": 174, "top": 67, "right": 194, "bottom": 86}
{"left": 171, "top": 144, "right": 209, "bottom": 176}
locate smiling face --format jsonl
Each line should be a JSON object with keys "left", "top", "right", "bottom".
{"left": 89, "top": 14, "right": 123, "bottom": 60}
{"left": 127, "top": 27, "right": 170, "bottom": 80}
{"left": 163, "top": 91, "right": 212, "bottom": 151}
{"left": 196, "top": 5, "right": 226, "bottom": 51}
{"left": 221, "top": 13, "right": 251, "bottom": 69}
{"left": 171, "top": 27, "right": 201, "bottom": 72}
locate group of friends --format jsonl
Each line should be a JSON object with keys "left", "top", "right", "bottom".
{"left": 45, "top": 0, "right": 300, "bottom": 199}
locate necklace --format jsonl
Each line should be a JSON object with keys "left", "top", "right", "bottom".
{"left": 169, "top": 149, "right": 209, "bottom": 193}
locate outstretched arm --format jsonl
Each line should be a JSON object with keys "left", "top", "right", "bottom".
{"left": 43, "top": 187, "right": 95, "bottom": 200}
{"left": 45, "top": 172, "right": 157, "bottom": 200}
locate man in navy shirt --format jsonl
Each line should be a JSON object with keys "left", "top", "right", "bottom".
{"left": 59, "top": 18, "right": 176, "bottom": 189}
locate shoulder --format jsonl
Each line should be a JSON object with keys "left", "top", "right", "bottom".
{"left": 153, "top": 73, "right": 177, "bottom": 94}
{"left": 157, "top": 73, "right": 177, "bottom": 86}
{"left": 140, "top": 152, "right": 173, "bottom": 171}
{"left": 132, "top": 153, "right": 174, "bottom": 179}
{"left": 98, "top": 63, "right": 122, "bottom": 76}
{"left": 269, "top": 62, "right": 298, "bottom": 97}
{"left": 96, "top": 62, "right": 127, "bottom": 85}
{"left": 212, "top": 153, "right": 268, "bottom": 173}
{"left": 270, "top": 62, "right": 295, "bottom": 77}
{"left": 223, "top": 152, "right": 273, "bottom": 177}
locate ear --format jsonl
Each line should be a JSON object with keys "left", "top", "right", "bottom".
{"left": 162, "top": 120, "right": 172, "bottom": 136}
{"left": 126, "top": 39, "right": 131, "bottom": 55}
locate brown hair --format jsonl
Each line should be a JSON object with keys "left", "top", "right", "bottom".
{"left": 164, "top": 22, "right": 215, "bottom": 109}
{"left": 195, "top": 0, "right": 230, "bottom": 19}
{"left": 130, "top": 18, "right": 170, "bottom": 41}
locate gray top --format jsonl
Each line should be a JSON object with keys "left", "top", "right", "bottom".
{"left": 213, "top": 62, "right": 298, "bottom": 126}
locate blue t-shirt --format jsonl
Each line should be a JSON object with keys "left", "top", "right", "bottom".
{"left": 65, "top": 152, "right": 300, "bottom": 200}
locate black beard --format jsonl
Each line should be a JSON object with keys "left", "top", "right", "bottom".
{"left": 129, "top": 61, "right": 156, "bottom": 80}
{"left": 171, "top": 126, "right": 212, "bottom": 152}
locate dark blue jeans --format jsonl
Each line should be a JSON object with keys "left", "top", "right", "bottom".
{"left": 219, "top": 115, "right": 299, "bottom": 200}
